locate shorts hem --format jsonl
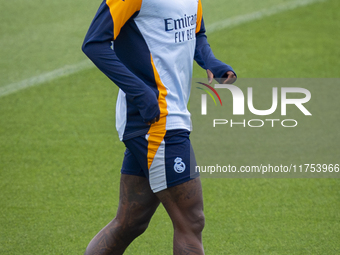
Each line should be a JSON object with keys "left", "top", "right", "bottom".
{"left": 121, "top": 170, "right": 146, "bottom": 178}
{"left": 153, "top": 172, "right": 200, "bottom": 193}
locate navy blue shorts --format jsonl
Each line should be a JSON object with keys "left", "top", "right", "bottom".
{"left": 121, "top": 129, "right": 199, "bottom": 193}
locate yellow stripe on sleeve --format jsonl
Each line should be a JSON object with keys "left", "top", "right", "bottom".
{"left": 196, "top": 0, "right": 203, "bottom": 33}
{"left": 106, "top": 0, "right": 143, "bottom": 40}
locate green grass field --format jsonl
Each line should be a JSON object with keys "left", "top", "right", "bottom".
{"left": 1, "top": 0, "right": 339, "bottom": 254}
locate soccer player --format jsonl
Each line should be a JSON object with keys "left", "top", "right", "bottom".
{"left": 82, "top": 0, "right": 236, "bottom": 254}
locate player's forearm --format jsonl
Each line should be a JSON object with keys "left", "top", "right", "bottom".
{"left": 194, "top": 18, "right": 236, "bottom": 80}
{"left": 82, "top": 41, "right": 160, "bottom": 123}
{"left": 195, "top": 34, "right": 236, "bottom": 78}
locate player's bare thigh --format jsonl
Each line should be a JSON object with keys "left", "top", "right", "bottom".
{"left": 116, "top": 174, "right": 160, "bottom": 223}
{"left": 156, "top": 177, "right": 204, "bottom": 230}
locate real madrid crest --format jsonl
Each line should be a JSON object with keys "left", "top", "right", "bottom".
{"left": 174, "top": 157, "right": 186, "bottom": 173}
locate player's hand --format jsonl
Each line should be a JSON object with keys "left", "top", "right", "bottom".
{"left": 207, "top": 69, "right": 237, "bottom": 84}
{"left": 207, "top": 69, "right": 214, "bottom": 84}
{"left": 146, "top": 115, "right": 160, "bottom": 125}
{"left": 222, "top": 71, "right": 237, "bottom": 84}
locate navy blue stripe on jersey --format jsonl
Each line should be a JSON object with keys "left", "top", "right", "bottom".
{"left": 115, "top": 18, "right": 162, "bottom": 140}
{"left": 115, "top": 19, "right": 158, "bottom": 91}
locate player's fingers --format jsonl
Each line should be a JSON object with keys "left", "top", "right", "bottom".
{"left": 146, "top": 115, "right": 160, "bottom": 125}
{"left": 223, "top": 71, "right": 237, "bottom": 84}
{"left": 206, "top": 69, "right": 214, "bottom": 84}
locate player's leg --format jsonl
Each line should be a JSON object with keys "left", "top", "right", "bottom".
{"left": 145, "top": 130, "right": 204, "bottom": 254}
{"left": 156, "top": 177, "right": 205, "bottom": 255}
{"left": 84, "top": 173, "right": 160, "bottom": 255}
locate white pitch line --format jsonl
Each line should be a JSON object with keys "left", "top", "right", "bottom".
{"left": 0, "top": 0, "right": 328, "bottom": 98}
{"left": 0, "top": 60, "right": 93, "bottom": 98}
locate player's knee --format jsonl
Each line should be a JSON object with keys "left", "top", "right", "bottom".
{"left": 191, "top": 210, "right": 205, "bottom": 234}
{"left": 115, "top": 216, "right": 150, "bottom": 238}
{"left": 176, "top": 209, "right": 205, "bottom": 235}
{"left": 131, "top": 218, "right": 150, "bottom": 237}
